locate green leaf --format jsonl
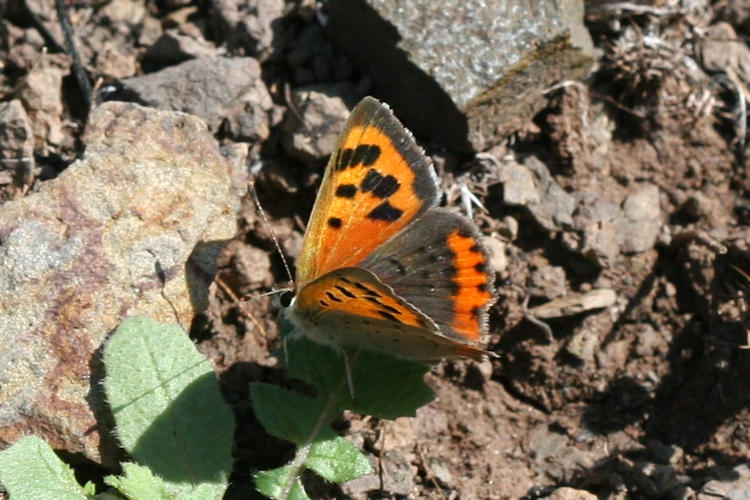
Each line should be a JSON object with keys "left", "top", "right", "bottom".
{"left": 254, "top": 466, "right": 310, "bottom": 500}
{"left": 250, "top": 384, "right": 336, "bottom": 445}
{"left": 306, "top": 436, "right": 372, "bottom": 482}
{"left": 103, "top": 317, "right": 234, "bottom": 497}
{"left": 0, "top": 435, "right": 95, "bottom": 500}
{"left": 283, "top": 337, "right": 434, "bottom": 419}
{"left": 345, "top": 348, "right": 434, "bottom": 419}
{"left": 104, "top": 462, "right": 171, "bottom": 500}
{"left": 104, "top": 463, "right": 222, "bottom": 500}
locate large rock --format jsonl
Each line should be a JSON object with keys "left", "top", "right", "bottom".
{"left": 0, "top": 102, "right": 244, "bottom": 464}
{"left": 119, "top": 57, "right": 279, "bottom": 142}
{"left": 324, "top": 0, "right": 595, "bottom": 151}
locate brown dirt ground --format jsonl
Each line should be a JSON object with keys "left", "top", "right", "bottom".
{"left": 3, "top": 1, "right": 750, "bottom": 499}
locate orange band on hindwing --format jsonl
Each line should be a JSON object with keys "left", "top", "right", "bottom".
{"left": 446, "top": 230, "right": 492, "bottom": 341}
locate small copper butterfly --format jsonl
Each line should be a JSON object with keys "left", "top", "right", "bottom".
{"left": 281, "top": 97, "right": 495, "bottom": 364}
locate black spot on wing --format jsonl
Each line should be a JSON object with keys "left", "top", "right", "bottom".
{"left": 352, "top": 281, "right": 381, "bottom": 297}
{"left": 378, "top": 310, "right": 399, "bottom": 322}
{"left": 361, "top": 170, "right": 399, "bottom": 198}
{"left": 387, "top": 257, "right": 407, "bottom": 276}
{"left": 336, "top": 145, "right": 381, "bottom": 170}
{"left": 325, "top": 291, "right": 342, "bottom": 303}
{"left": 328, "top": 217, "right": 342, "bottom": 228}
{"left": 367, "top": 201, "right": 403, "bottom": 222}
{"left": 350, "top": 144, "right": 381, "bottom": 166}
{"left": 337, "top": 148, "right": 354, "bottom": 171}
{"left": 335, "top": 184, "right": 357, "bottom": 198}
{"left": 363, "top": 296, "right": 402, "bottom": 314}
{"left": 334, "top": 285, "right": 356, "bottom": 298}
{"left": 380, "top": 303, "right": 401, "bottom": 314}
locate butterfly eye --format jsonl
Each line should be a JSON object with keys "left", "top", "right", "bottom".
{"left": 279, "top": 290, "right": 294, "bottom": 308}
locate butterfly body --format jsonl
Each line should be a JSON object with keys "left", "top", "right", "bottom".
{"left": 282, "top": 97, "right": 494, "bottom": 362}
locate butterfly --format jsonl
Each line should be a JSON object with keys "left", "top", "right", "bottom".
{"left": 280, "top": 97, "right": 495, "bottom": 373}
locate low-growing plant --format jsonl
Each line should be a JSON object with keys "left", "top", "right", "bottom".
{"left": 251, "top": 318, "right": 435, "bottom": 499}
{"left": 0, "top": 317, "right": 437, "bottom": 500}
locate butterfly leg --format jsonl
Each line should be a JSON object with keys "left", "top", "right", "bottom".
{"left": 342, "top": 349, "right": 355, "bottom": 399}
{"left": 283, "top": 335, "right": 289, "bottom": 367}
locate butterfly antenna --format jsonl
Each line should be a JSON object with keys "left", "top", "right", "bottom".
{"left": 255, "top": 287, "right": 293, "bottom": 299}
{"left": 247, "top": 180, "right": 294, "bottom": 285}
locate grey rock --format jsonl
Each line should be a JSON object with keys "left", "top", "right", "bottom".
{"left": 699, "top": 23, "right": 750, "bottom": 84}
{"left": 340, "top": 457, "right": 380, "bottom": 497}
{"left": 498, "top": 160, "right": 540, "bottom": 207}
{"left": 281, "top": 84, "right": 356, "bottom": 163}
{"left": 340, "top": 449, "right": 415, "bottom": 497}
{"left": 138, "top": 16, "right": 163, "bottom": 47}
{"left": 0, "top": 100, "right": 35, "bottom": 197}
{"left": 381, "top": 449, "right": 415, "bottom": 495}
{"left": 499, "top": 156, "right": 575, "bottom": 232}
{"left": 483, "top": 236, "right": 507, "bottom": 274}
{"left": 325, "top": 0, "right": 595, "bottom": 151}
{"left": 524, "top": 156, "right": 577, "bottom": 230}
{"left": 19, "top": 56, "right": 68, "bottom": 151}
{"left": 569, "top": 192, "right": 621, "bottom": 266}
{"left": 580, "top": 224, "right": 620, "bottom": 267}
{"left": 527, "top": 423, "right": 595, "bottom": 481}
{"left": 120, "top": 57, "right": 277, "bottom": 141}
{"left": 618, "top": 184, "right": 661, "bottom": 253}
{"left": 699, "top": 463, "right": 750, "bottom": 500}
{"left": 502, "top": 215, "right": 519, "bottom": 240}
{"left": 0, "top": 102, "right": 243, "bottom": 464}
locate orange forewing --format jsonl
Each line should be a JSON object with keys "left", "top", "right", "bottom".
{"left": 294, "top": 98, "right": 438, "bottom": 288}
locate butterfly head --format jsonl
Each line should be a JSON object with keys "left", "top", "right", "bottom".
{"left": 279, "top": 289, "right": 295, "bottom": 309}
